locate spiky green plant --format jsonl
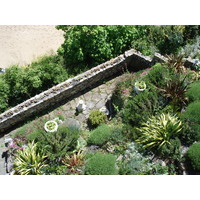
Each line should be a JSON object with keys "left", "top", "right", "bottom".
{"left": 159, "top": 74, "right": 188, "bottom": 110}
{"left": 166, "top": 54, "right": 185, "bottom": 73}
{"left": 136, "top": 113, "right": 183, "bottom": 152}
{"left": 13, "top": 141, "right": 47, "bottom": 175}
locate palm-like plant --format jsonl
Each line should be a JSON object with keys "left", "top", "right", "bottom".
{"left": 136, "top": 113, "right": 183, "bottom": 152}
{"left": 166, "top": 54, "right": 185, "bottom": 73}
{"left": 159, "top": 74, "right": 188, "bottom": 110}
{"left": 62, "top": 150, "right": 85, "bottom": 174}
{"left": 13, "top": 141, "right": 47, "bottom": 175}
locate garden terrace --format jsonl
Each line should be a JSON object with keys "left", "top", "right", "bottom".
{"left": 0, "top": 49, "right": 199, "bottom": 135}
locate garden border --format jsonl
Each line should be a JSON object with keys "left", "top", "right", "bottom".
{"left": 0, "top": 49, "right": 199, "bottom": 134}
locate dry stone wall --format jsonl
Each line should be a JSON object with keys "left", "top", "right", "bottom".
{"left": 0, "top": 49, "right": 199, "bottom": 134}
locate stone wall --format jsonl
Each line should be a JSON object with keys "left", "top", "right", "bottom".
{"left": 0, "top": 49, "right": 199, "bottom": 134}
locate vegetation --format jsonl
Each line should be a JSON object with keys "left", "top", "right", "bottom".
{"left": 13, "top": 141, "right": 47, "bottom": 175}
{"left": 118, "top": 143, "right": 169, "bottom": 175}
{"left": 84, "top": 152, "right": 118, "bottom": 175}
{"left": 88, "top": 124, "right": 112, "bottom": 146}
{"left": 4, "top": 25, "right": 200, "bottom": 175}
{"left": 185, "top": 81, "right": 200, "bottom": 103}
{"left": 122, "top": 85, "right": 162, "bottom": 127}
{"left": 88, "top": 110, "right": 107, "bottom": 128}
{"left": 181, "top": 101, "right": 200, "bottom": 141}
{"left": 136, "top": 113, "right": 183, "bottom": 153}
{"left": 186, "top": 142, "right": 200, "bottom": 172}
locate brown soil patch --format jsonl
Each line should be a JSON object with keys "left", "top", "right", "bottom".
{"left": 0, "top": 25, "right": 64, "bottom": 68}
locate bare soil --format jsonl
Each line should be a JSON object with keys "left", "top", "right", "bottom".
{"left": 0, "top": 25, "right": 64, "bottom": 68}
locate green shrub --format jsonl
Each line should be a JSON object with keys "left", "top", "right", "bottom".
{"left": 118, "top": 143, "right": 169, "bottom": 175}
{"left": 146, "top": 64, "right": 171, "bottom": 87}
{"left": 149, "top": 25, "right": 185, "bottom": 55}
{"left": 187, "top": 142, "right": 200, "bottom": 172}
{"left": 181, "top": 101, "right": 200, "bottom": 141}
{"left": 1, "top": 55, "right": 68, "bottom": 112}
{"left": 122, "top": 86, "right": 162, "bottom": 127}
{"left": 0, "top": 77, "right": 9, "bottom": 113}
{"left": 186, "top": 81, "right": 200, "bottom": 103}
{"left": 183, "top": 25, "right": 200, "bottom": 42}
{"left": 136, "top": 113, "right": 183, "bottom": 153}
{"left": 178, "top": 123, "right": 196, "bottom": 146}
{"left": 85, "top": 152, "right": 118, "bottom": 175}
{"left": 56, "top": 25, "right": 153, "bottom": 73}
{"left": 88, "top": 124, "right": 112, "bottom": 146}
{"left": 180, "top": 36, "right": 200, "bottom": 58}
{"left": 109, "top": 126, "right": 126, "bottom": 144}
{"left": 159, "top": 137, "right": 181, "bottom": 161}
{"left": 34, "top": 125, "right": 80, "bottom": 161}
{"left": 13, "top": 141, "right": 47, "bottom": 175}
{"left": 88, "top": 110, "right": 107, "bottom": 128}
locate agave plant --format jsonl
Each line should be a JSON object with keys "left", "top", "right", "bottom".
{"left": 13, "top": 141, "right": 47, "bottom": 175}
{"left": 136, "top": 113, "right": 183, "bottom": 152}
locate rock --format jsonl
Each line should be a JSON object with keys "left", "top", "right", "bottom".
{"left": 99, "top": 106, "right": 109, "bottom": 115}
{"left": 4, "top": 138, "right": 13, "bottom": 147}
{"left": 88, "top": 145, "right": 99, "bottom": 151}
{"left": 61, "top": 118, "right": 81, "bottom": 130}
{"left": 116, "top": 155, "right": 123, "bottom": 161}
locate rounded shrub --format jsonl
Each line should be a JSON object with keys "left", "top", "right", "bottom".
{"left": 88, "top": 124, "right": 112, "bottom": 146}
{"left": 187, "top": 142, "right": 200, "bottom": 172}
{"left": 85, "top": 152, "right": 118, "bottom": 175}
{"left": 146, "top": 63, "right": 170, "bottom": 88}
{"left": 122, "top": 87, "right": 162, "bottom": 127}
{"left": 88, "top": 110, "right": 107, "bottom": 128}
{"left": 181, "top": 101, "right": 200, "bottom": 141}
{"left": 186, "top": 81, "right": 200, "bottom": 103}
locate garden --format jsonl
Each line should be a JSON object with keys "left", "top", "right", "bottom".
{"left": 1, "top": 25, "right": 200, "bottom": 175}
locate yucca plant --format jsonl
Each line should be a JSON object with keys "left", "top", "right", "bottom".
{"left": 136, "top": 113, "right": 183, "bottom": 153}
{"left": 13, "top": 141, "right": 47, "bottom": 175}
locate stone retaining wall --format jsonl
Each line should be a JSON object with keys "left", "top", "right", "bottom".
{"left": 0, "top": 49, "right": 199, "bottom": 134}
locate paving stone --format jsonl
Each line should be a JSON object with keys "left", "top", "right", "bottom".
{"left": 87, "top": 101, "right": 96, "bottom": 110}
{"left": 64, "top": 110, "right": 76, "bottom": 118}
{"left": 70, "top": 100, "right": 77, "bottom": 109}
{"left": 83, "top": 92, "right": 92, "bottom": 101}
{"left": 100, "top": 93, "right": 108, "bottom": 100}
{"left": 95, "top": 99, "right": 106, "bottom": 109}
{"left": 62, "top": 103, "right": 72, "bottom": 111}
{"left": 75, "top": 113, "right": 86, "bottom": 123}
{"left": 92, "top": 93, "right": 101, "bottom": 102}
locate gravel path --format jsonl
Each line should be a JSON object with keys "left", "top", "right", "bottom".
{"left": 0, "top": 25, "right": 64, "bottom": 68}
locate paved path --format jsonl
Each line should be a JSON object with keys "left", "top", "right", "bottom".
{"left": 0, "top": 73, "right": 131, "bottom": 175}
{"left": 0, "top": 25, "right": 64, "bottom": 68}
